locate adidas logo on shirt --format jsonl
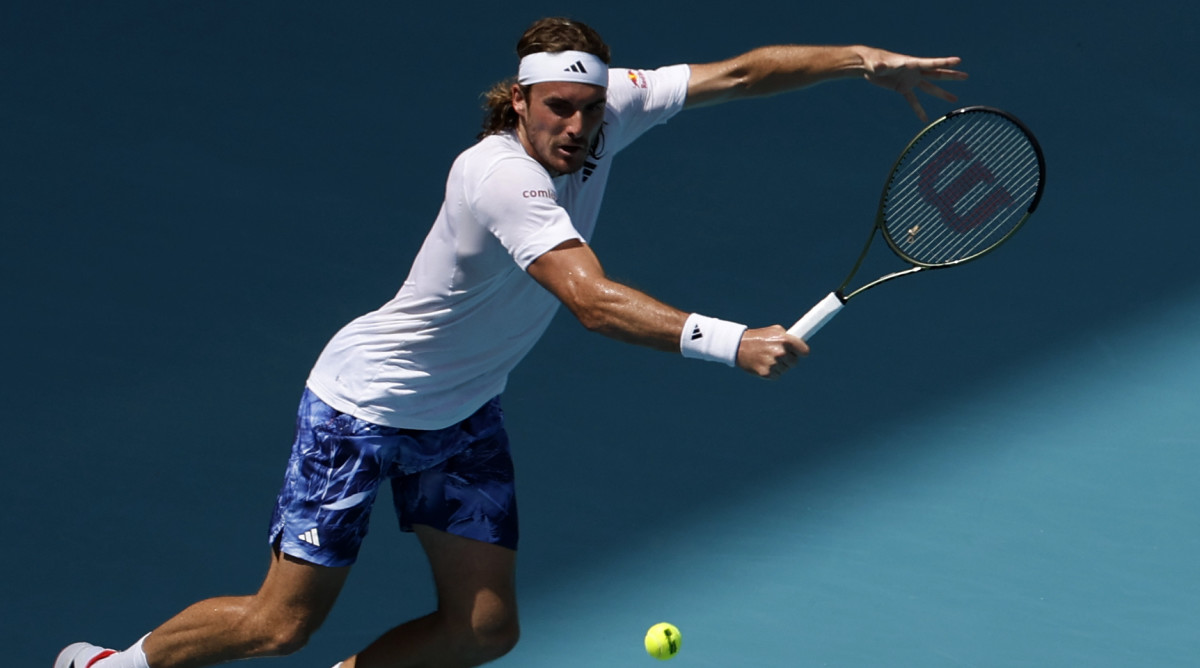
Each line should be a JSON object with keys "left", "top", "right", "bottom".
{"left": 298, "top": 528, "right": 321, "bottom": 547}
{"left": 563, "top": 61, "right": 589, "bottom": 74}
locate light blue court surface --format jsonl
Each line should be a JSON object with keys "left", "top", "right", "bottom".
{"left": 5, "top": 2, "right": 1198, "bottom": 666}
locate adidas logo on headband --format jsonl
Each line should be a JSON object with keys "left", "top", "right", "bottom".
{"left": 518, "top": 50, "right": 608, "bottom": 87}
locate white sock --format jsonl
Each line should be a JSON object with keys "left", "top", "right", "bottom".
{"left": 94, "top": 634, "right": 150, "bottom": 668}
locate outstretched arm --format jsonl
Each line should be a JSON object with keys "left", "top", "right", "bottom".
{"left": 685, "top": 44, "right": 967, "bottom": 122}
{"left": 526, "top": 240, "right": 807, "bottom": 379}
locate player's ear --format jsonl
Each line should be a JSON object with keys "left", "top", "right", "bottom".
{"left": 511, "top": 83, "right": 528, "bottom": 117}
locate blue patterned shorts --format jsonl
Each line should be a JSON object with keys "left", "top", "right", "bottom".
{"left": 268, "top": 388, "right": 518, "bottom": 567}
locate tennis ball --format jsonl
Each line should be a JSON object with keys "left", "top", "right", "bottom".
{"left": 644, "top": 622, "right": 682, "bottom": 660}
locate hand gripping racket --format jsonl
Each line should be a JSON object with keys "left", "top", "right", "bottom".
{"left": 788, "top": 106, "right": 1046, "bottom": 340}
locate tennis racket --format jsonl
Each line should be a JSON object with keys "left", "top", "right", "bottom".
{"left": 788, "top": 105, "right": 1046, "bottom": 341}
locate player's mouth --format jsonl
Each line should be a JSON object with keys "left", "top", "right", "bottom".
{"left": 557, "top": 143, "right": 583, "bottom": 158}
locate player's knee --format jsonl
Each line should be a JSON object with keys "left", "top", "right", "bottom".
{"left": 446, "top": 608, "right": 520, "bottom": 665}
{"left": 474, "top": 613, "right": 520, "bottom": 662}
{"left": 241, "top": 604, "right": 325, "bottom": 657}
{"left": 261, "top": 619, "right": 316, "bottom": 657}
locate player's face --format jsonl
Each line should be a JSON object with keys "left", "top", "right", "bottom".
{"left": 513, "top": 81, "right": 606, "bottom": 176}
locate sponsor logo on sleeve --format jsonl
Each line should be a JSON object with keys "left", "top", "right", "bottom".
{"left": 626, "top": 69, "right": 648, "bottom": 89}
{"left": 522, "top": 188, "right": 557, "bottom": 199}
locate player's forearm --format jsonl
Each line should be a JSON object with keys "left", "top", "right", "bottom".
{"left": 528, "top": 242, "right": 691, "bottom": 353}
{"left": 733, "top": 44, "right": 869, "bottom": 95}
{"left": 687, "top": 44, "right": 869, "bottom": 108}
{"left": 567, "top": 279, "right": 688, "bottom": 353}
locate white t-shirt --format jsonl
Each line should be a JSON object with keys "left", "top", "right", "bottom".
{"left": 307, "top": 64, "right": 691, "bottom": 429}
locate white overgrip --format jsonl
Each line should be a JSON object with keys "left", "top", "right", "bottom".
{"left": 787, "top": 292, "right": 845, "bottom": 341}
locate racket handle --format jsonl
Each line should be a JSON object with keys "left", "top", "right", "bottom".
{"left": 787, "top": 292, "right": 845, "bottom": 341}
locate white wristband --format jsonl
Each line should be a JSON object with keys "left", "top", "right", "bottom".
{"left": 679, "top": 313, "right": 747, "bottom": 367}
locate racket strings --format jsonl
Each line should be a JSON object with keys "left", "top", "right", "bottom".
{"left": 883, "top": 112, "right": 1042, "bottom": 266}
{"left": 890, "top": 120, "right": 1037, "bottom": 263}
{"left": 893, "top": 124, "right": 1028, "bottom": 261}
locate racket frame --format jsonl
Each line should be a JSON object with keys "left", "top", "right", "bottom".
{"left": 787, "top": 106, "right": 1046, "bottom": 341}
{"left": 837, "top": 105, "right": 1045, "bottom": 303}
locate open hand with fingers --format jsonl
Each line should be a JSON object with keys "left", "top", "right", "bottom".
{"left": 858, "top": 48, "right": 968, "bottom": 122}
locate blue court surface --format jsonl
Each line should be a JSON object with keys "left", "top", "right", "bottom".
{"left": 5, "top": 2, "right": 1198, "bottom": 666}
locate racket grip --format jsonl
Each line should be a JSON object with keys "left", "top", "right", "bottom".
{"left": 787, "top": 292, "right": 845, "bottom": 341}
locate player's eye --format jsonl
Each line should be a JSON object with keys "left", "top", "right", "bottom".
{"left": 545, "top": 101, "right": 574, "bottom": 117}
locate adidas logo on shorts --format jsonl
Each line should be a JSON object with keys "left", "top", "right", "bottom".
{"left": 298, "top": 528, "right": 321, "bottom": 547}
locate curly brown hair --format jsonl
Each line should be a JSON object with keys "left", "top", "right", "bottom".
{"left": 478, "top": 17, "right": 612, "bottom": 139}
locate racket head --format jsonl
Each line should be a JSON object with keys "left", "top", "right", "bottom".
{"left": 877, "top": 106, "right": 1045, "bottom": 268}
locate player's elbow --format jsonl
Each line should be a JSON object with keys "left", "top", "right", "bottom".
{"left": 571, "top": 301, "right": 614, "bottom": 334}
{"left": 564, "top": 285, "right": 622, "bottom": 334}
{"left": 701, "top": 70, "right": 756, "bottom": 105}
{"left": 720, "top": 49, "right": 789, "bottom": 98}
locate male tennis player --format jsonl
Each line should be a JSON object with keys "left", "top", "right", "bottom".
{"left": 57, "top": 17, "right": 964, "bottom": 668}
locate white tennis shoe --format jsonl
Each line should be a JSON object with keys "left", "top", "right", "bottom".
{"left": 54, "top": 642, "right": 116, "bottom": 668}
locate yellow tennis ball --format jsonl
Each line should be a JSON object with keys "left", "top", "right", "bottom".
{"left": 644, "top": 622, "right": 682, "bottom": 660}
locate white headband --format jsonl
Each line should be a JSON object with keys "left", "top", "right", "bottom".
{"left": 517, "top": 50, "right": 608, "bottom": 88}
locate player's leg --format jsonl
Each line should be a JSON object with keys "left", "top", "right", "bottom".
{"left": 141, "top": 549, "right": 350, "bottom": 668}
{"left": 57, "top": 388, "right": 391, "bottom": 668}
{"left": 55, "top": 551, "right": 349, "bottom": 668}
{"left": 340, "top": 525, "right": 519, "bottom": 668}
{"left": 339, "top": 397, "right": 521, "bottom": 667}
